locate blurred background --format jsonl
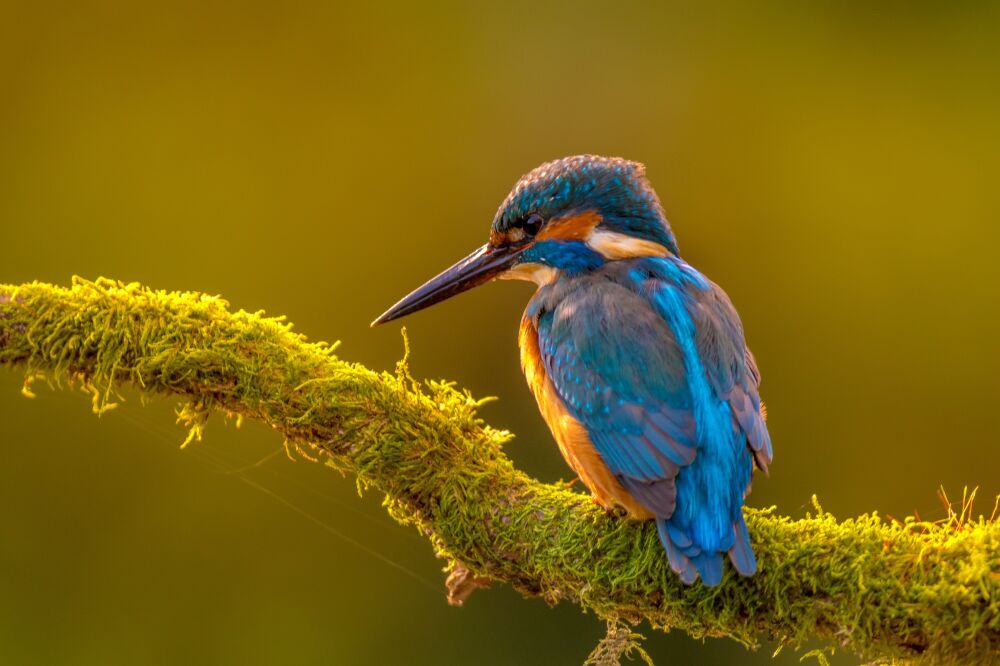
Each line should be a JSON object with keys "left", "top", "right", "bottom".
{"left": 1, "top": 2, "right": 998, "bottom": 664}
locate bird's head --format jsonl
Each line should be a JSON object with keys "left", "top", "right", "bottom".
{"left": 372, "top": 155, "right": 678, "bottom": 326}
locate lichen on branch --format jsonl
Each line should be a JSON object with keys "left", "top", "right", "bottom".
{"left": 1, "top": 278, "right": 998, "bottom": 665}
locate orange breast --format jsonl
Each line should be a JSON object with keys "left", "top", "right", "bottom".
{"left": 519, "top": 316, "right": 653, "bottom": 519}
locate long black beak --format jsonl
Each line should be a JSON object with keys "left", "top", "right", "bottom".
{"left": 371, "top": 243, "right": 523, "bottom": 327}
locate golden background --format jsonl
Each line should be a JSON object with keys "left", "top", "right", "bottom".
{"left": 1, "top": 2, "right": 998, "bottom": 664}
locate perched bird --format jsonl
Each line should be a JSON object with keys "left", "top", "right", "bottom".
{"left": 372, "top": 155, "right": 772, "bottom": 586}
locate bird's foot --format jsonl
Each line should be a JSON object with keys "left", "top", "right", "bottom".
{"left": 590, "top": 496, "right": 620, "bottom": 515}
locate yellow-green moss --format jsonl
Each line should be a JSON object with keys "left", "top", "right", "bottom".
{"left": 1, "top": 277, "right": 998, "bottom": 664}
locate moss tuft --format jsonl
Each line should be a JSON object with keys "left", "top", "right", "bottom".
{"left": 585, "top": 619, "right": 654, "bottom": 666}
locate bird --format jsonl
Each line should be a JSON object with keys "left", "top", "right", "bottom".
{"left": 371, "top": 155, "right": 772, "bottom": 586}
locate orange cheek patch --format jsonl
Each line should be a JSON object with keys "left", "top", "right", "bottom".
{"left": 537, "top": 210, "right": 603, "bottom": 241}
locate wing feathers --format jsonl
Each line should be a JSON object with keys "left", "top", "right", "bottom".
{"left": 620, "top": 477, "right": 677, "bottom": 517}
{"left": 725, "top": 384, "right": 773, "bottom": 472}
{"left": 645, "top": 412, "right": 697, "bottom": 465}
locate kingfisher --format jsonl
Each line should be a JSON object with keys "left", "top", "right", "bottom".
{"left": 372, "top": 155, "right": 772, "bottom": 586}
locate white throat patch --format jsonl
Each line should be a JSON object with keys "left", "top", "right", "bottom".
{"left": 500, "top": 263, "right": 561, "bottom": 286}
{"left": 586, "top": 228, "right": 671, "bottom": 260}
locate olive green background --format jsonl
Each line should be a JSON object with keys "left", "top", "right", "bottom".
{"left": 1, "top": 2, "right": 998, "bottom": 664}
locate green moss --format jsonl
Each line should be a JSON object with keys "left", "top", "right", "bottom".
{"left": 1, "top": 277, "right": 998, "bottom": 665}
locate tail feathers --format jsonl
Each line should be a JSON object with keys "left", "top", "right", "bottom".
{"left": 657, "top": 516, "right": 757, "bottom": 586}
{"left": 657, "top": 520, "right": 698, "bottom": 585}
{"left": 690, "top": 551, "right": 723, "bottom": 586}
{"left": 727, "top": 514, "right": 757, "bottom": 576}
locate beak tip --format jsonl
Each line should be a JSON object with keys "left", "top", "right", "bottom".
{"left": 371, "top": 306, "right": 403, "bottom": 327}
{"left": 368, "top": 242, "right": 514, "bottom": 331}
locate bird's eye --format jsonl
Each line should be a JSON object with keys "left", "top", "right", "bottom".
{"left": 522, "top": 214, "right": 544, "bottom": 237}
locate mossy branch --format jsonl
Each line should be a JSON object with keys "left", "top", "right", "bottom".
{"left": 1, "top": 278, "right": 997, "bottom": 665}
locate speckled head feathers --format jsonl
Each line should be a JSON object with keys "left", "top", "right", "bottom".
{"left": 492, "top": 155, "right": 679, "bottom": 255}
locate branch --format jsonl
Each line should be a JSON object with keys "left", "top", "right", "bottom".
{"left": 1, "top": 278, "right": 997, "bottom": 665}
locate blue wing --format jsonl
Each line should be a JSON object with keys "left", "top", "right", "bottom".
{"left": 529, "top": 256, "right": 771, "bottom": 585}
